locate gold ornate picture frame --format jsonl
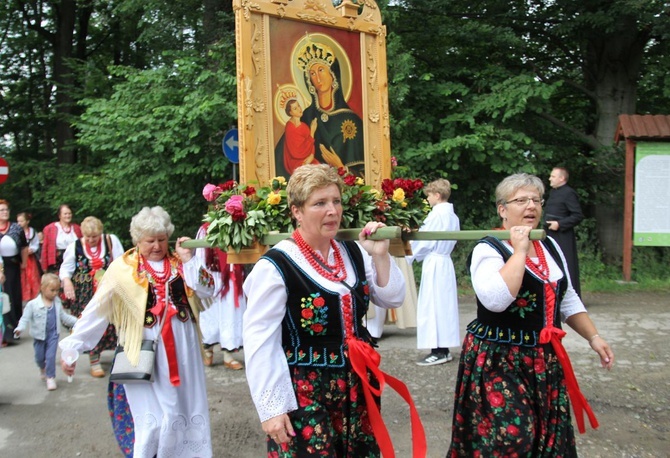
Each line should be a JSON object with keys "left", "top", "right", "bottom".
{"left": 234, "top": 0, "right": 391, "bottom": 188}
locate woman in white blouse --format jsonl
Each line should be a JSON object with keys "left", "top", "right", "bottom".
{"left": 0, "top": 200, "right": 28, "bottom": 345}
{"left": 60, "top": 206, "right": 216, "bottom": 458}
{"left": 243, "top": 165, "right": 425, "bottom": 457}
{"left": 59, "top": 216, "right": 124, "bottom": 377}
{"left": 448, "top": 173, "right": 614, "bottom": 457}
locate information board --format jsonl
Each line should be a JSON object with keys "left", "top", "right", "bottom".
{"left": 634, "top": 142, "right": 670, "bottom": 246}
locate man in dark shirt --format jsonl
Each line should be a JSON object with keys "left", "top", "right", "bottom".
{"left": 545, "top": 167, "right": 584, "bottom": 297}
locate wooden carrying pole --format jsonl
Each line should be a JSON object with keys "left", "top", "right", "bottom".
{"left": 180, "top": 227, "right": 546, "bottom": 249}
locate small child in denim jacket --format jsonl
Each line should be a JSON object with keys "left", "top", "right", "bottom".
{"left": 15, "top": 273, "right": 77, "bottom": 390}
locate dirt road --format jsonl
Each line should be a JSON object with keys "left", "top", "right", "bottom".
{"left": 1, "top": 292, "right": 668, "bottom": 457}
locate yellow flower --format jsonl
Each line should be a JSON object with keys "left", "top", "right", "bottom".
{"left": 392, "top": 188, "right": 405, "bottom": 203}
{"left": 401, "top": 201, "right": 408, "bottom": 208}
{"left": 341, "top": 119, "right": 357, "bottom": 142}
{"left": 370, "top": 188, "right": 382, "bottom": 199}
{"left": 273, "top": 176, "right": 286, "bottom": 185}
{"left": 355, "top": 177, "right": 364, "bottom": 186}
{"left": 267, "top": 192, "right": 282, "bottom": 205}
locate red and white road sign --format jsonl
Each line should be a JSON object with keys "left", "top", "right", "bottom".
{"left": 0, "top": 157, "right": 8, "bottom": 184}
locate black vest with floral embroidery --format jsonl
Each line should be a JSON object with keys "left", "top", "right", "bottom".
{"left": 466, "top": 236, "right": 569, "bottom": 347}
{"left": 262, "top": 241, "right": 373, "bottom": 368}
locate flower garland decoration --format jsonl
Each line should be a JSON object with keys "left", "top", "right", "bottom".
{"left": 201, "top": 163, "right": 429, "bottom": 251}
{"left": 202, "top": 180, "right": 268, "bottom": 253}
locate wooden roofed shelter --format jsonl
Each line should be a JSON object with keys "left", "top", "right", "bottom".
{"left": 614, "top": 114, "right": 670, "bottom": 281}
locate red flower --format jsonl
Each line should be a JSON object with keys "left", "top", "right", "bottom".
{"left": 507, "top": 424, "right": 520, "bottom": 437}
{"left": 343, "top": 174, "right": 357, "bottom": 186}
{"left": 302, "top": 425, "right": 314, "bottom": 440}
{"left": 337, "top": 167, "right": 347, "bottom": 176}
{"left": 534, "top": 357, "right": 545, "bottom": 374}
{"left": 337, "top": 379, "right": 346, "bottom": 392}
{"left": 333, "top": 416, "right": 344, "bottom": 433}
{"left": 301, "top": 308, "right": 314, "bottom": 319}
{"left": 487, "top": 391, "right": 505, "bottom": 408}
{"left": 350, "top": 387, "right": 359, "bottom": 402}
{"left": 297, "top": 380, "right": 313, "bottom": 393}
{"left": 363, "top": 284, "right": 370, "bottom": 295}
{"left": 311, "top": 323, "right": 324, "bottom": 333}
{"left": 477, "top": 420, "right": 490, "bottom": 436}
{"left": 312, "top": 296, "right": 325, "bottom": 307}
{"left": 243, "top": 186, "right": 256, "bottom": 196}
{"left": 476, "top": 352, "right": 487, "bottom": 367}
{"left": 219, "top": 180, "right": 236, "bottom": 191}
{"left": 308, "top": 371, "right": 318, "bottom": 381}
{"left": 516, "top": 298, "right": 528, "bottom": 307}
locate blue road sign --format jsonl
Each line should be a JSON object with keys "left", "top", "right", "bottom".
{"left": 222, "top": 128, "right": 239, "bottom": 164}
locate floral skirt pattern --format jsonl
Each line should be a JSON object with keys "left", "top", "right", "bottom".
{"left": 67, "top": 269, "right": 118, "bottom": 354}
{"left": 448, "top": 333, "right": 577, "bottom": 458}
{"left": 108, "top": 382, "right": 134, "bottom": 457}
{"left": 268, "top": 366, "right": 380, "bottom": 458}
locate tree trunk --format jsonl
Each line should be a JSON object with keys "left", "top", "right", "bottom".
{"left": 53, "top": 0, "right": 77, "bottom": 164}
{"left": 585, "top": 14, "right": 650, "bottom": 262}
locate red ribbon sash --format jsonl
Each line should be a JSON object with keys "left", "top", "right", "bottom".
{"left": 149, "top": 301, "right": 181, "bottom": 387}
{"left": 539, "top": 283, "right": 598, "bottom": 434}
{"left": 347, "top": 337, "right": 427, "bottom": 458}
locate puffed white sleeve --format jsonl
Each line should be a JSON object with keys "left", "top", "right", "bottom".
{"left": 58, "top": 242, "right": 77, "bottom": 281}
{"left": 470, "top": 242, "right": 516, "bottom": 312}
{"left": 180, "top": 256, "right": 216, "bottom": 300}
{"left": 109, "top": 234, "right": 125, "bottom": 260}
{"left": 360, "top": 244, "right": 405, "bottom": 309}
{"left": 59, "top": 288, "right": 113, "bottom": 353}
{"left": 544, "top": 237, "right": 587, "bottom": 320}
{"left": 242, "top": 258, "right": 298, "bottom": 422}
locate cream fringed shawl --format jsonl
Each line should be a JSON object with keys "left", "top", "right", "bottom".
{"left": 94, "top": 248, "right": 204, "bottom": 366}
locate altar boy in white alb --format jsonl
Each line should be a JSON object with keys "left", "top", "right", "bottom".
{"left": 407, "top": 179, "right": 460, "bottom": 366}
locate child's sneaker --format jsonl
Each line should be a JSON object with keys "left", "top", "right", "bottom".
{"left": 39, "top": 368, "right": 46, "bottom": 380}
{"left": 46, "top": 378, "right": 57, "bottom": 391}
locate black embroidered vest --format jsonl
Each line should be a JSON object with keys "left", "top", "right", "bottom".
{"left": 262, "top": 241, "right": 372, "bottom": 368}
{"left": 466, "top": 236, "right": 569, "bottom": 347}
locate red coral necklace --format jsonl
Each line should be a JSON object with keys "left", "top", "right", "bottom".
{"left": 525, "top": 241, "right": 549, "bottom": 280}
{"left": 60, "top": 223, "right": 72, "bottom": 234}
{"left": 85, "top": 239, "right": 104, "bottom": 270}
{"left": 142, "top": 257, "right": 172, "bottom": 284}
{"left": 293, "top": 229, "right": 346, "bottom": 282}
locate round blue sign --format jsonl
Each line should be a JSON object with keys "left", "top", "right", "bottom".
{"left": 222, "top": 128, "right": 239, "bottom": 164}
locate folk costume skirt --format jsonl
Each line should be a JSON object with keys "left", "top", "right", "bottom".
{"left": 268, "top": 365, "right": 380, "bottom": 458}
{"left": 448, "top": 333, "right": 577, "bottom": 457}
{"left": 68, "top": 268, "right": 118, "bottom": 355}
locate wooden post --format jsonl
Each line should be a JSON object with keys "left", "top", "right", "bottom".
{"left": 622, "top": 138, "right": 635, "bottom": 282}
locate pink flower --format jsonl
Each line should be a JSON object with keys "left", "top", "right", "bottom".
{"left": 202, "top": 183, "right": 222, "bottom": 202}
{"left": 224, "top": 195, "right": 246, "bottom": 221}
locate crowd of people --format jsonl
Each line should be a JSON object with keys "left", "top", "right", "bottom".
{"left": 0, "top": 164, "right": 615, "bottom": 457}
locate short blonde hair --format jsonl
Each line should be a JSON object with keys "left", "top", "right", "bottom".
{"left": 286, "top": 164, "right": 343, "bottom": 209}
{"left": 495, "top": 173, "right": 545, "bottom": 206}
{"left": 129, "top": 206, "right": 174, "bottom": 245}
{"left": 80, "top": 216, "right": 103, "bottom": 237}
{"left": 424, "top": 179, "right": 452, "bottom": 201}
{"left": 41, "top": 273, "right": 60, "bottom": 288}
